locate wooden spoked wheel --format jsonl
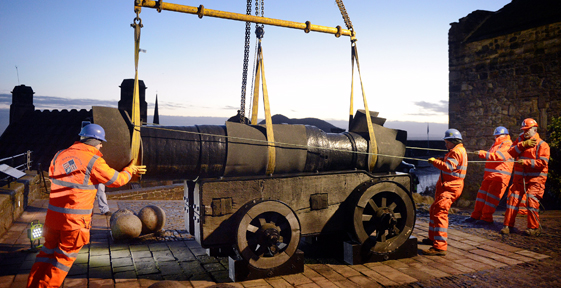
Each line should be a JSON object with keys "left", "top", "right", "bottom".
{"left": 236, "top": 200, "right": 301, "bottom": 269}
{"left": 352, "top": 181, "right": 415, "bottom": 253}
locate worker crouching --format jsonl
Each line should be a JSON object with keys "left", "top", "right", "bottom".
{"left": 27, "top": 124, "right": 146, "bottom": 288}
{"left": 422, "top": 129, "right": 468, "bottom": 256}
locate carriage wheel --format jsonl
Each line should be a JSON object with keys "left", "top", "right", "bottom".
{"left": 236, "top": 200, "right": 301, "bottom": 269}
{"left": 352, "top": 181, "right": 415, "bottom": 253}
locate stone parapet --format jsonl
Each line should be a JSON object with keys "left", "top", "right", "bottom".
{"left": 106, "top": 183, "right": 184, "bottom": 200}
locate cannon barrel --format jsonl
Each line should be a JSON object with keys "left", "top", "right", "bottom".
{"left": 92, "top": 106, "right": 407, "bottom": 180}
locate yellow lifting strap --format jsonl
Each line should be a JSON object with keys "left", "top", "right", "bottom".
{"left": 350, "top": 42, "right": 377, "bottom": 172}
{"left": 131, "top": 10, "right": 143, "bottom": 172}
{"left": 250, "top": 40, "right": 276, "bottom": 175}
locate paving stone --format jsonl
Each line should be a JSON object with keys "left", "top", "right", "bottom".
{"left": 363, "top": 262, "right": 418, "bottom": 284}
{"left": 454, "top": 258, "right": 494, "bottom": 271}
{"left": 210, "top": 271, "right": 231, "bottom": 284}
{"left": 89, "top": 266, "right": 113, "bottom": 279}
{"left": 172, "top": 251, "right": 196, "bottom": 262}
{"left": 280, "top": 273, "right": 312, "bottom": 286}
{"left": 90, "top": 254, "right": 111, "bottom": 268}
{"left": 311, "top": 279, "right": 339, "bottom": 288}
{"left": 114, "top": 270, "right": 137, "bottom": 281}
{"left": 448, "top": 247, "right": 507, "bottom": 269}
{"left": 135, "top": 260, "right": 160, "bottom": 275}
{"left": 306, "top": 264, "right": 345, "bottom": 282}
{"left": 515, "top": 250, "right": 550, "bottom": 260}
{"left": 162, "top": 273, "right": 189, "bottom": 281}
{"left": 109, "top": 243, "right": 130, "bottom": 251}
{"left": 189, "top": 273, "right": 214, "bottom": 282}
{"left": 111, "top": 249, "right": 132, "bottom": 259}
{"left": 348, "top": 264, "right": 398, "bottom": 287}
{"left": 132, "top": 251, "right": 153, "bottom": 259}
{"left": 130, "top": 244, "right": 150, "bottom": 252}
{"left": 113, "top": 265, "right": 136, "bottom": 273}
{"left": 347, "top": 274, "right": 382, "bottom": 288}
{"left": 240, "top": 279, "right": 272, "bottom": 287}
{"left": 90, "top": 246, "right": 110, "bottom": 256}
{"left": 158, "top": 261, "right": 183, "bottom": 275}
{"left": 265, "top": 277, "right": 293, "bottom": 288}
{"left": 202, "top": 262, "right": 225, "bottom": 273}
{"left": 407, "top": 261, "right": 450, "bottom": 278}
{"left": 153, "top": 251, "right": 176, "bottom": 262}
{"left": 137, "top": 274, "right": 163, "bottom": 281}
{"left": 75, "top": 253, "right": 89, "bottom": 264}
{"left": 381, "top": 259, "right": 410, "bottom": 269}
{"left": 68, "top": 263, "right": 88, "bottom": 276}
{"left": 469, "top": 249, "right": 523, "bottom": 265}
{"left": 112, "top": 257, "right": 134, "bottom": 268}
{"left": 181, "top": 261, "right": 206, "bottom": 277}
{"left": 115, "top": 280, "right": 141, "bottom": 288}
{"left": 63, "top": 277, "right": 88, "bottom": 288}
{"left": 148, "top": 243, "right": 168, "bottom": 252}
{"left": 88, "top": 278, "right": 115, "bottom": 288}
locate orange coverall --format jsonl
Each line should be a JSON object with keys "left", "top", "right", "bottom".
{"left": 472, "top": 135, "right": 514, "bottom": 222}
{"left": 428, "top": 143, "right": 467, "bottom": 251}
{"left": 503, "top": 133, "right": 549, "bottom": 229}
{"left": 27, "top": 142, "right": 134, "bottom": 288}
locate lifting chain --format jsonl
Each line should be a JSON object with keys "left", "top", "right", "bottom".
{"left": 239, "top": 0, "right": 252, "bottom": 123}
{"left": 335, "top": 0, "right": 356, "bottom": 42}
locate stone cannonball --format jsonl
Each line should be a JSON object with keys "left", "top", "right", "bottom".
{"left": 138, "top": 205, "right": 166, "bottom": 234}
{"left": 111, "top": 214, "right": 142, "bottom": 241}
{"left": 110, "top": 208, "right": 136, "bottom": 227}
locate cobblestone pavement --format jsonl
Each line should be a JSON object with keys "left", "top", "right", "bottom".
{"left": 0, "top": 199, "right": 558, "bottom": 288}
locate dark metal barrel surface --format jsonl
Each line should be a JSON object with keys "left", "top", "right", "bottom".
{"left": 93, "top": 107, "right": 406, "bottom": 181}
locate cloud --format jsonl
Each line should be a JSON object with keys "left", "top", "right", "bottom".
{"left": 0, "top": 93, "right": 117, "bottom": 110}
{"left": 412, "top": 100, "right": 448, "bottom": 114}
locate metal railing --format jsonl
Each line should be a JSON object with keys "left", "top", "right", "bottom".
{"left": 0, "top": 150, "right": 32, "bottom": 186}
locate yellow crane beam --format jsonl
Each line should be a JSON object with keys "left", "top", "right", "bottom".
{"left": 135, "top": 0, "right": 354, "bottom": 38}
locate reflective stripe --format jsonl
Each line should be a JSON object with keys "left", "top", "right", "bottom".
{"left": 509, "top": 193, "right": 521, "bottom": 199}
{"left": 539, "top": 157, "right": 549, "bottom": 163}
{"left": 485, "top": 152, "right": 490, "bottom": 160}
{"left": 531, "top": 159, "right": 535, "bottom": 169}
{"left": 496, "top": 151, "right": 507, "bottom": 160}
{"left": 83, "top": 155, "right": 100, "bottom": 185}
{"left": 487, "top": 193, "right": 500, "bottom": 202}
{"left": 527, "top": 194, "right": 539, "bottom": 201}
{"left": 429, "top": 227, "right": 447, "bottom": 232}
{"left": 40, "top": 246, "right": 79, "bottom": 259}
{"left": 528, "top": 207, "right": 539, "bottom": 212}
{"left": 476, "top": 198, "right": 485, "bottom": 203}
{"left": 513, "top": 171, "right": 547, "bottom": 177}
{"left": 50, "top": 178, "right": 96, "bottom": 190}
{"left": 536, "top": 141, "right": 543, "bottom": 159}
{"left": 485, "top": 201, "right": 497, "bottom": 209}
{"left": 507, "top": 204, "right": 519, "bottom": 210}
{"left": 448, "top": 158, "right": 459, "bottom": 165}
{"left": 445, "top": 162, "right": 454, "bottom": 171}
{"left": 484, "top": 168, "right": 511, "bottom": 176}
{"left": 51, "top": 151, "right": 63, "bottom": 174}
{"left": 49, "top": 203, "right": 92, "bottom": 215}
{"left": 442, "top": 171, "right": 466, "bottom": 178}
{"left": 515, "top": 146, "right": 522, "bottom": 154}
{"left": 105, "top": 171, "right": 120, "bottom": 186}
{"left": 434, "top": 235, "right": 447, "bottom": 241}
{"left": 35, "top": 257, "right": 71, "bottom": 272}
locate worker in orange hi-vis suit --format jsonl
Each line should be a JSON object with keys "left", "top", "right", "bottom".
{"left": 422, "top": 128, "right": 468, "bottom": 256}
{"left": 465, "top": 126, "right": 514, "bottom": 225}
{"left": 27, "top": 124, "right": 146, "bottom": 288}
{"left": 517, "top": 194, "right": 528, "bottom": 216}
{"left": 499, "top": 118, "right": 549, "bottom": 237}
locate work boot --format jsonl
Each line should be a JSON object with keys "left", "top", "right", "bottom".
{"left": 475, "top": 220, "right": 493, "bottom": 226}
{"left": 524, "top": 228, "right": 541, "bottom": 237}
{"left": 464, "top": 217, "right": 477, "bottom": 223}
{"left": 104, "top": 211, "right": 112, "bottom": 216}
{"left": 422, "top": 247, "right": 446, "bottom": 256}
{"left": 421, "top": 238, "right": 433, "bottom": 245}
{"left": 500, "top": 226, "right": 511, "bottom": 235}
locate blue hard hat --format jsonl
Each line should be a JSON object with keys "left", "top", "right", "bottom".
{"left": 443, "top": 128, "right": 462, "bottom": 140}
{"left": 493, "top": 126, "right": 509, "bottom": 136}
{"left": 78, "top": 124, "right": 107, "bottom": 142}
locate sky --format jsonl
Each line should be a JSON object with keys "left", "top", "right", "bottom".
{"left": 0, "top": 0, "right": 512, "bottom": 138}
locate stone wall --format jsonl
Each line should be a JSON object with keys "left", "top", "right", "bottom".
{"left": 0, "top": 171, "right": 48, "bottom": 237}
{"left": 449, "top": 15, "right": 561, "bottom": 199}
{"left": 106, "top": 183, "right": 184, "bottom": 200}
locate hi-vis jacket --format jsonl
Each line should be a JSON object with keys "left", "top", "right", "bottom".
{"left": 47, "top": 142, "right": 134, "bottom": 230}
{"left": 478, "top": 135, "right": 514, "bottom": 183}
{"left": 433, "top": 144, "right": 468, "bottom": 194}
{"left": 508, "top": 133, "right": 549, "bottom": 185}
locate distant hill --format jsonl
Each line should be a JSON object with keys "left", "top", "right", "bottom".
{"left": 257, "top": 114, "right": 344, "bottom": 133}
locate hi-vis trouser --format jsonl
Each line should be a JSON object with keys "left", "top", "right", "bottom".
{"left": 27, "top": 225, "right": 90, "bottom": 288}
{"left": 471, "top": 179, "right": 507, "bottom": 222}
{"left": 504, "top": 181, "right": 543, "bottom": 229}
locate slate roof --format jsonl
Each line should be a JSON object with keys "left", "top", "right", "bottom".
{"left": 0, "top": 109, "right": 92, "bottom": 171}
{"left": 465, "top": 0, "right": 561, "bottom": 43}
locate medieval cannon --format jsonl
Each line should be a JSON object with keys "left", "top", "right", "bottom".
{"left": 92, "top": 106, "right": 417, "bottom": 281}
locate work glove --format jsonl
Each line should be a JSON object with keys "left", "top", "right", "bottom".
{"left": 516, "top": 159, "right": 525, "bottom": 166}
{"left": 427, "top": 157, "right": 436, "bottom": 164}
{"left": 127, "top": 161, "right": 147, "bottom": 175}
{"left": 522, "top": 138, "right": 537, "bottom": 148}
